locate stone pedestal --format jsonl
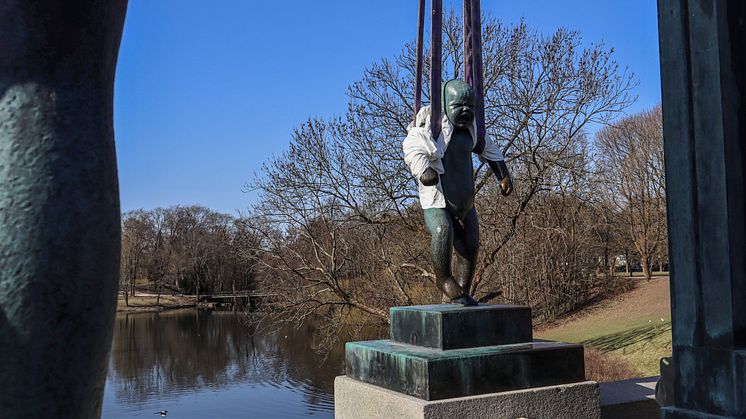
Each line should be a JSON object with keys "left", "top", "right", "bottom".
{"left": 336, "top": 304, "right": 598, "bottom": 418}
{"left": 335, "top": 375, "right": 600, "bottom": 419}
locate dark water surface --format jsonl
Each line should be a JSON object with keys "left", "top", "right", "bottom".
{"left": 102, "top": 310, "right": 348, "bottom": 419}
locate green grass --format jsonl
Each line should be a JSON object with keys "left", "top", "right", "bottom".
{"left": 540, "top": 315, "right": 670, "bottom": 343}
{"left": 583, "top": 322, "right": 670, "bottom": 352}
{"left": 537, "top": 277, "right": 672, "bottom": 377}
{"left": 609, "top": 327, "right": 671, "bottom": 376}
{"left": 540, "top": 322, "right": 671, "bottom": 377}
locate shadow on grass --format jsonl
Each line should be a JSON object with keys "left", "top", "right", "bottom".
{"left": 582, "top": 322, "right": 671, "bottom": 352}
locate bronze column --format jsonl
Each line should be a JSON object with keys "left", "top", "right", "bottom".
{"left": 0, "top": 1, "right": 127, "bottom": 417}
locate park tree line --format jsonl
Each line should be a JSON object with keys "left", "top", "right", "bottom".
{"left": 120, "top": 206, "right": 257, "bottom": 306}
{"left": 243, "top": 13, "right": 667, "bottom": 338}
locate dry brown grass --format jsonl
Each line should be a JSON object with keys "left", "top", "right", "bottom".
{"left": 584, "top": 348, "right": 640, "bottom": 383}
{"left": 537, "top": 277, "right": 670, "bottom": 342}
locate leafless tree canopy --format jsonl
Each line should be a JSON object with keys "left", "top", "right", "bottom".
{"left": 120, "top": 206, "right": 257, "bottom": 305}
{"left": 595, "top": 106, "right": 667, "bottom": 280}
{"left": 241, "top": 12, "right": 655, "bottom": 341}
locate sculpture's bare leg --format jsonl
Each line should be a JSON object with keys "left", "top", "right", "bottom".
{"left": 453, "top": 207, "right": 479, "bottom": 295}
{"left": 423, "top": 208, "right": 464, "bottom": 299}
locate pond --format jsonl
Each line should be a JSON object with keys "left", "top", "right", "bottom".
{"left": 102, "top": 310, "right": 355, "bottom": 418}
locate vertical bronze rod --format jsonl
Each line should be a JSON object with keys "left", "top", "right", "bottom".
{"left": 463, "top": 0, "right": 474, "bottom": 86}
{"left": 414, "top": 0, "right": 426, "bottom": 121}
{"left": 431, "top": 0, "right": 443, "bottom": 141}
{"left": 471, "top": 0, "right": 486, "bottom": 142}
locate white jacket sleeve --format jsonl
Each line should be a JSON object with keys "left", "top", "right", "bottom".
{"left": 403, "top": 128, "right": 435, "bottom": 177}
{"left": 479, "top": 135, "right": 505, "bottom": 162}
{"left": 402, "top": 107, "right": 445, "bottom": 178}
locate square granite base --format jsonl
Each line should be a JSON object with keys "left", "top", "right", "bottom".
{"left": 334, "top": 375, "right": 601, "bottom": 419}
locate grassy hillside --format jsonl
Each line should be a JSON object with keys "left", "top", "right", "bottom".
{"left": 536, "top": 276, "right": 672, "bottom": 377}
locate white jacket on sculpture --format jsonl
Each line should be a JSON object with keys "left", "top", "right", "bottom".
{"left": 402, "top": 106, "right": 505, "bottom": 209}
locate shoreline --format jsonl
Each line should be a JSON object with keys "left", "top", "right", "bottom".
{"left": 117, "top": 294, "right": 198, "bottom": 313}
{"left": 117, "top": 304, "right": 197, "bottom": 314}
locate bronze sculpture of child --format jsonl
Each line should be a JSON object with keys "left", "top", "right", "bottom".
{"left": 404, "top": 79, "right": 513, "bottom": 305}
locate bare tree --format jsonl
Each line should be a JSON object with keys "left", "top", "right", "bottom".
{"left": 246, "top": 120, "right": 405, "bottom": 326}
{"left": 247, "top": 13, "right": 636, "bottom": 336}
{"left": 120, "top": 210, "right": 153, "bottom": 305}
{"left": 346, "top": 16, "right": 636, "bottom": 295}
{"left": 595, "top": 106, "right": 666, "bottom": 280}
{"left": 119, "top": 206, "right": 258, "bottom": 300}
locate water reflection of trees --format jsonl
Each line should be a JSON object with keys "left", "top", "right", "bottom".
{"left": 107, "top": 310, "right": 345, "bottom": 411}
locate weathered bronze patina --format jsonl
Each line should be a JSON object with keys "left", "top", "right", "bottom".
{"left": 420, "top": 80, "right": 512, "bottom": 305}
{"left": 346, "top": 304, "right": 584, "bottom": 401}
{"left": 0, "top": 1, "right": 127, "bottom": 417}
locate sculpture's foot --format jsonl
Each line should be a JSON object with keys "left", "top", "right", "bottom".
{"left": 451, "top": 293, "right": 478, "bottom": 306}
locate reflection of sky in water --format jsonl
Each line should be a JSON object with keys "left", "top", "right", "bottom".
{"left": 101, "top": 311, "right": 339, "bottom": 419}
{"left": 102, "top": 380, "right": 333, "bottom": 418}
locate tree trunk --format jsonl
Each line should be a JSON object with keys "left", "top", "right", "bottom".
{"left": 599, "top": 234, "right": 608, "bottom": 278}
{"left": 642, "top": 254, "right": 653, "bottom": 281}
{"left": 196, "top": 273, "right": 201, "bottom": 303}
{"left": 232, "top": 278, "right": 237, "bottom": 311}
{"left": 624, "top": 249, "right": 631, "bottom": 276}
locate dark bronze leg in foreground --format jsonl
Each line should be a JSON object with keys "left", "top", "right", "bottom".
{"left": 424, "top": 208, "right": 462, "bottom": 299}
{"left": 453, "top": 207, "right": 479, "bottom": 295}
{"left": 424, "top": 208, "right": 477, "bottom": 305}
{"left": 0, "top": 1, "right": 127, "bottom": 417}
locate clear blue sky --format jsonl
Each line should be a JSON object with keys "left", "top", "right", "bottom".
{"left": 114, "top": 0, "right": 661, "bottom": 215}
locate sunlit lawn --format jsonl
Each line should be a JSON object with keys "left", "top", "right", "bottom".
{"left": 537, "top": 276, "right": 671, "bottom": 377}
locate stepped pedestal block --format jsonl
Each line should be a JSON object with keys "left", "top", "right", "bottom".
{"left": 390, "top": 304, "right": 532, "bottom": 350}
{"left": 337, "top": 303, "right": 596, "bottom": 417}
{"left": 345, "top": 339, "right": 585, "bottom": 400}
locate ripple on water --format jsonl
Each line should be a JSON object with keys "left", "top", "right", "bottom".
{"left": 102, "top": 311, "right": 342, "bottom": 419}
